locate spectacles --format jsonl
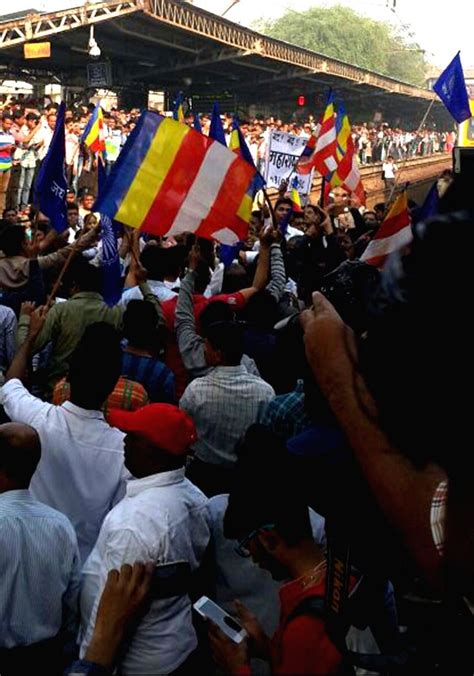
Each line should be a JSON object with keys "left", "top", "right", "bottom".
{"left": 235, "top": 523, "right": 275, "bottom": 558}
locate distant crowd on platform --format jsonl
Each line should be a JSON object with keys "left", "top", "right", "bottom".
{"left": 0, "top": 93, "right": 455, "bottom": 214}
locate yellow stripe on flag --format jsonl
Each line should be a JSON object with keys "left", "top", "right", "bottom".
{"left": 236, "top": 192, "right": 253, "bottom": 222}
{"left": 116, "top": 118, "right": 190, "bottom": 229}
{"left": 386, "top": 191, "right": 408, "bottom": 220}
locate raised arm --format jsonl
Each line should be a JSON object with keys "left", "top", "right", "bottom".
{"left": 175, "top": 246, "right": 207, "bottom": 375}
{"left": 302, "top": 292, "right": 445, "bottom": 588}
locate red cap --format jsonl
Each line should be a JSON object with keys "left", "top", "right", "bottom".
{"left": 108, "top": 404, "right": 197, "bottom": 456}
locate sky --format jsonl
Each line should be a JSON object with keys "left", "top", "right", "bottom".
{"left": 5, "top": 0, "right": 474, "bottom": 68}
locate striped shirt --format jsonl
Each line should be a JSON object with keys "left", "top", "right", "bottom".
{"left": 0, "top": 130, "right": 14, "bottom": 172}
{"left": 0, "top": 489, "right": 81, "bottom": 648}
{"left": 430, "top": 480, "right": 448, "bottom": 556}
{"left": 0, "top": 304, "right": 16, "bottom": 375}
{"left": 179, "top": 365, "right": 274, "bottom": 467}
{"left": 259, "top": 380, "right": 310, "bottom": 440}
{"left": 121, "top": 351, "right": 175, "bottom": 403}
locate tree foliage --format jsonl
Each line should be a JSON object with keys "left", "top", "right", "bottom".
{"left": 254, "top": 5, "right": 427, "bottom": 86}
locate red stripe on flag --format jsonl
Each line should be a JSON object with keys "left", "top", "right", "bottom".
{"left": 141, "top": 131, "right": 210, "bottom": 235}
{"left": 372, "top": 210, "right": 410, "bottom": 239}
{"left": 195, "top": 159, "right": 255, "bottom": 240}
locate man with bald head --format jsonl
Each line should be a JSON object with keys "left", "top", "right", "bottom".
{"left": 0, "top": 422, "right": 80, "bottom": 675}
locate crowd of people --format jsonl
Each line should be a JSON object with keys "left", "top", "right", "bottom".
{"left": 0, "top": 95, "right": 455, "bottom": 216}
{"left": 0, "top": 91, "right": 472, "bottom": 676}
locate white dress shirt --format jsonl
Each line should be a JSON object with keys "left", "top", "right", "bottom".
{"left": 0, "top": 379, "right": 128, "bottom": 563}
{"left": 0, "top": 489, "right": 80, "bottom": 648}
{"left": 80, "top": 468, "right": 210, "bottom": 675}
{"left": 121, "top": 280, "right": 177, "bottom": 306}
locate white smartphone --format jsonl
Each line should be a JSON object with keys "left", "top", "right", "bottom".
{"left": 193, "top": 596, "right": 247, "bottom": 644}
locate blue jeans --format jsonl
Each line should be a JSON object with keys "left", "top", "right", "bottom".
{"left": 17, "top": 165, "right": 35, "bottom": 209}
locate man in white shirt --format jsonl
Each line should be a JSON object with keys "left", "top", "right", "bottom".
{"left": 382, "top": 155, "right": 397, "bottom": 193}
{"left": 121, "top": 245, "right": 177, "bottom": 306}
{"left": 80, "top": 403, "right": 210, "bottom": 675}
{"left": 37, "top": 112, "right": 56, "bottom": 162}
{"left": 0, "top": 317, "right": 128, "bottom": 563}
{"left": 0, "top": 422, "right": 80, "bottom": 673}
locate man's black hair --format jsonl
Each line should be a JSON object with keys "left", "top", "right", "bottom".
{"left": 69, "top": 323, "right": 122, "bottom": 409}
{"left": 275, "top": 197, "right": 293, "bottom": 210}
{"left": 67, "top": 257, "right": 102, "bottom": 293}
{"left": 25, "top": 112, "right": 38, "bottom": 122}
{"left": 224, "top": 426, "right": 312, "bottom": 545}
{"left": 200, "top": 301, "right": 235, "bottom": 336}
{"left": 205, "top": 320, "right": 244, "bottom": 366}
{"left": 222, "top": 262, "right": 249, "bottom": 294}
{"left": 123, "top": 299, "right": 162, "bottom": 351}
{"left": 0, "top": 425, "right": 41, "bottom": 488}
{"left": 0, "top": 225, "right": 26, "bottom": 256}
{"left": 140, "top": 246, "right": 169, "bottom": 281}
{"left": 67, "top": 202, "right": 79, "bottom": 212}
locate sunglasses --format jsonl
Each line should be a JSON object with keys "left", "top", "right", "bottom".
{"left": 235, "top": 523, "right": 275, "bottom": 558}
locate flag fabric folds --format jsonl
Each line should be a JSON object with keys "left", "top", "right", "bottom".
{"left": 411, "top": 181, "right": 440, "bottom": 225}
{"left": 98, "top": 160, "right": 122, "bottom": 306}
{"left": 193, "top": 112, "right": 202, "bottom": 133}
{"left": 332, "top": 135, "right": 366, "bottom": 205}
{"left": 34, "top": 101, "right": 68, "bottom": 233}
{"left": 335, "top": 101, "right": 351, "bottom": 160}
{"left": 209, "top": 102, "right": 227, "bottom": 146}
{"left": 94, "top": 112, "right": 257, "bottom": 244}
{"left": 297, "top": 91, "right": 338, "bottom": 177}
{"left": 290, "top": 176, "right": 303, "bottom": 213}
{"left": 173, "top": 92, "right": 185, "bottom": 123}
{"left": 82, "top": 102, "right": 106, "bottom": 153}
{"left": 433, "top": 52, "right": 471, "bottom": 124}
{"left": 361, "top": 192, "right": 412, "bottom": 268}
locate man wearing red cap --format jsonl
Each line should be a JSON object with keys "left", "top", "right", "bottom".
{"left": 80, "top": 403, "right": 210, "bottom": 675}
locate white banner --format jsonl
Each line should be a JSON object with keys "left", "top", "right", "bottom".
{"left": 264, "top": 131, "right": 313, "bottom": 195}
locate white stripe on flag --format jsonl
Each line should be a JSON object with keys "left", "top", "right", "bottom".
{"left": 361, "top": 225, "right": 413, "bottom": 261}
{"left": 316, "top": 127, "right": 336, "bottom": 151}
{"left": 166, "top": 142, "right": 236, "bottom": 236}
{"left": 325, "top": 156, "right": 338, "bottom": 172}
{"left": 343, "top": 161, "right": 361, "bottom": 191}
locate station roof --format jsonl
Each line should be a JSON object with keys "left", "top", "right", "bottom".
{"left": 0, "top": 0, "right": 445, "bottom": 119}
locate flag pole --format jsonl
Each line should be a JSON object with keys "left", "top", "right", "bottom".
{"left": 46, "top": 239, "right": 81, "bottom": 307}
{"left": 385, "top": 95, "right": 437, "bottom": 207}
{"left": 262, "top": 187, "right": 277, "bottom": 228}
{"left": 319, "top": 176, "right": 326, "bottom": 208}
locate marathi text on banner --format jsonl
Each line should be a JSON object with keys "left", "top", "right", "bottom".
{"left": 264, "top": 131, "right": 313, "bottom": 195}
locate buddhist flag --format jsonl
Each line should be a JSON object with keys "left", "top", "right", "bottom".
{"left": 94, "top": 112, "right": 257, "bottom": 244}
{"left": 332, "top": 135, "right": 365, "bottom": 205}
{"left": 335, "top": 100, "right": 351, "bottom": 160}
{"left": 290, "top": 176, "right": 303, "bottom": 213}
{"left": 297, "top": 90, "right": 338, "bottom": 177}
{"left": 361, "top": 192, "right": 411, "bottom": 268}
{"left": 82, "top": 101, "right": 106, "bottom": 154}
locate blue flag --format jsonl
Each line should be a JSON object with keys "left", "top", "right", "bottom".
{"left": 173, "top": 92, "right": 185, "bottom": 122}
{"left": 219, "top": 242, "right": 243, "bottom": 268}
{"left": 209, "top": 102, "right": 227, "bottom": 146}
{"left": 193, "top": 112, "right": 202, "bottom": 133}
{"left": 433, "top": 52, "right": 471, "bottom": 124}
{"left": 231, "top": 117, "right": 265, "bottom": 192}
{"left": 34, "top": 101, "right": 68, "bottom": 232}
{"left": 98, "top": 161, "right": 122, "bottom": 306}
{"left": 412, "top": 181, "right": 440, "bottom": 225}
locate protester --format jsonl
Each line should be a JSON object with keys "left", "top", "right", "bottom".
{"left": 180, "top": 320, "right": 275, "bottom": 496}
{"left": 1, "top": 319, "right": 129, "bottom": 562}
{"left": 0, "top": 422, "right": 80, "bottom": 675}
{"left": 0, "top": 113, "right": 15, "bottom": 214}
{"left": 80, "top": 403, "right": 210, "bottom": 675}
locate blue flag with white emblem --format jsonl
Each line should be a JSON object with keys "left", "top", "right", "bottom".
{"left": 98, "top": 161, "right": 122, "bottom": 306}
{"left": 34, "top": 101, "right": 68, "bottom": 232}
{"left": 433, "top": 52, "right": 471, "bottom": 124}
